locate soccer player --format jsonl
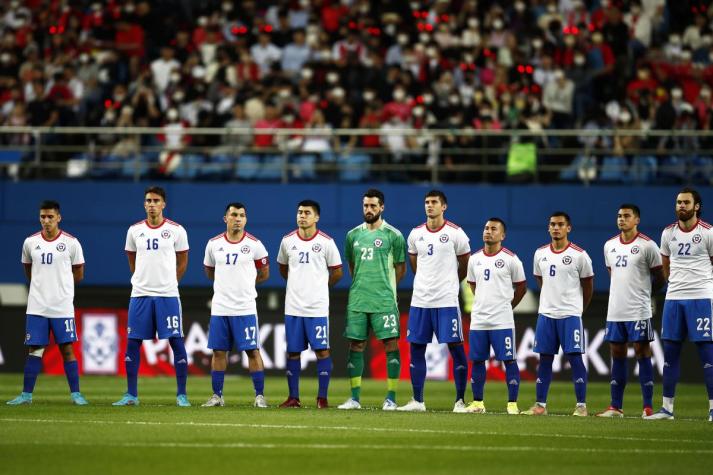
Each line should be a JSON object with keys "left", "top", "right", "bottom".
{"left": 597, "top": 204, "right": 664, "bottom": 418}
{"left": 113, "top": 186, "right": 191, "bottom": 407}
{"left": 522, "top": 211, "right": 594, "bottom": 416}
{"left": 202, "top": 203, "right": 270, "bottom": 408}
{"left": 338, "top": 188, "right": 406, "bottom": 410}
{"left": 645, "top": 188, "right": 713, "bottom": 421}
{"left": 7, "top": 200, "right": 87, "bottom": 406}
{"left": 277, "top": 200, "right": 343, "bottom": 408}
{"left": 398, "top": 190, "right": 471, "bottom": 412}
{"left": 465, "top": 218, "right": 527, "bottom": 415}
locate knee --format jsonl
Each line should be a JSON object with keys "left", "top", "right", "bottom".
{"left": 610, "top": 343, "right": 628, "bottom": 359}
{"left": 315, "top": 349, "right": 330, "bottom": 359}
{"left": 349, "top": 340, "right": 366, "bottom": 352}
{"left": 634, "top": 343, "right": 652, "bottom": 359}
{"left": 58, "top": 344, "right": 75, "bottom": 360}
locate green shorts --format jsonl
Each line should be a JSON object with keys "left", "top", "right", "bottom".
{"left": 344, "top": 306, "right": 401, "bottom": 341}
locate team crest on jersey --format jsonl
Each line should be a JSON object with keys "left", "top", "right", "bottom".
{"left": 631, "top": 246, "right": 640, "bottom": 254}
{"left": 374, "top": 238, "right": 383, "bottom": 248}
{"left": 439, "top": 234, "right": 449, "bottom": 243}
{"left": 562, "top": 256, "right": 572, "bottom": 265}
{"left": 693, "top": 234, "right": 702, "bottom": 244}
{"left": 312, "top": 243, "right": 322, "bottom": 253}
{"left": 161, "top": 230, "right": 171, "bottom": 239}
{"left": 56, "top": 242, "right": 66, "bottom": 252}
{"left": 495, "top": 259, "right": 505, "bottom": 268}
{"left": 241, "top": 245, "right": 251, "bottom": 254}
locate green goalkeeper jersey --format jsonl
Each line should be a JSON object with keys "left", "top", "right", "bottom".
{"left": 345, "top": 220, "right": 406, "bottom": 312}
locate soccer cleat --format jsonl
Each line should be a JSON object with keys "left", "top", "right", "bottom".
{"left": 465, "top": 400, "right": 486, "bottom": 414}
{"left": 279, "top": 397, "right": 302, "bottom": 408}
{"left": 316, "top": 397, "right": 328, "bottom": 409}
{"left": 642, "top": 406, "right": 654, "bottom": 418}
{"left": 254, "top": 395, "right": 268, "bottom": 408}
{"left": 453, "top": 399, "right": 468, "bottom": 413}
{"left": 506, "top": 402, "right": 520, "bottom": 415}
{"left": 382, "top": 398, "right": 398, "bottom": 411}
{"left": 521, "top": 403, "right": 547, "bottom": 416}
{"left": 201, "top": 394, "right": 225, "bottom": 407}
{"left": 709, "top": 409, "right": 713, "bottom": 422}
{"left": 396, "top": 399, "right": 426, "bottom": 412}
{"left": 6, "top": 392, "right": 32, "bottom": 405}
{"left": 596, "top": 406, "right": 623, "bottom": 418}
{"left": 176, "top": 394, "right": 191, "bottom": 407}
{"left": 644, "top": 408, "right": 674, "bottom": 420}
{"left": 70, "top": 392, "right": 89, "bottom": 406}
{"left": 112, "top": 393, "right": 139, "bottom": 406}
{"left": 337, "top": 398, "right": 362, "bottom": 410}
{"left": 572, "top": 404, "right": 588, "bottom": 417}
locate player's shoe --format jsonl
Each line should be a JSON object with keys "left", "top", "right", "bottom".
{"left": 279, "top": 397, "right": 302, "bottom": 408}
{"left": 642, "top": 406, "right": 654, "bottom": 418}
{"left": 506, "top": 402, "right": 520, "bottom": 415}
{"left": 176, "top": 394, "right": 191, "bottom": 407}
{"left": 70, "top": 392, "right": 89, "bottom": 405}
{"left": 112, "top": 393, "right": 139, "bottom": 406}
{"left": 521, "top": 403, "right": 547, "bottom": 416}
{"left": 708, "top": 409, "right": 713, "bottom": 422}
{"left": 6, "top": 392, "right": 32, "bottom": 405}
{"left": 572, "top": 404, "right": 588, "bottom": 417}
{"left": 382, "top": 398, "right": 398, "bottom": 411}
{"left": 316, "top": 397, "right": 328, "bottom": 409}
{"left": 337, "top": 398, "right": 361, "bottom": 410}
{"left": 201, "top": 394, "right": 225, "bottom": 407}
{"left": 465, "top": 400, "right": 486, "bottom": 414}
{"left": 254, "top": 395, "right": 268, "bottom": 408}
{"left": 595, "top": 406, "right": 623, "bottom": 418}
{"left": 644, "top": 408, "right": 674, "bottom": 420}
{"left": 396, "top": 399, "right": 426, "bottom": 412}
{"left": 453, "top": 399, "right": 468, "bottom": 413}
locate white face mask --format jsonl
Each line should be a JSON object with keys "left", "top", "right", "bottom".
{"left": 532, "top": 38, "right": 543, "bottom": 49}
{"left": 326, "top": 72, "right": 339, "bottom": 84}
{"left": 492, "top": 19, "right": 503, "bottom": 30}
{"left": 393, "top": 89, "right": 406, "bottom": 101}
{"left": 363, "top": 90, "right": 375, "bottom": 101}
{"left": 468, "top": 18, "right": 479, "bottom": 29}
{"left": 671, "top": 88, "right": 683, "bottom": 100}
{"left": 301, "top": 68, "right": 313, "bottom": 80}
{"left": 413, "top": 106, "right": 424, "bottom": 117}
{"left": 574, "top": 55, "right": 585, "bottom": 65}
{"left": 514, "top": 1, "right": 526, "bottom": 12}
{"left": 397, "top": 34, "right": 409, "bottom": 45}
{"left": 331, "top": 88, "right": 345, "bottom": 99}
{"left": 564, "top": 35, "right": 576, "bottom": 47}
{"left": 172, "top": 91, "right": 185, "bottom": 102}
{"left": 167, "top": 109, "right": 178, "bottom": 121}
{"left": 385, "top": 24, "right": 396, "bottom": 36}
{"left": 422, "top": 93, "right": 433, "bottom": 104}
{"left": 170, "top": 73, "right": 181, "bottom": 83}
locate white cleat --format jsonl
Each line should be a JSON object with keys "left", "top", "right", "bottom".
{"left": 506, "top": 402, "right": 520, "bottom": 415}
{"left": 201, "top": 394, "right": 225, "bottom": 407}
{"left": 396, "top": 399, "right": 426, "bottom": 412}
{"left": 643, "top": 408, "right": 675, "bottom": 420}
{"left": 337, "top": 398, "right": 362, "bottom": 410}
{"left": 465, "top": 400, "right": 486, "bottom": 414}
{"left": 253, "top": 395, "right": 268, "bottom": 408}
{"left": 452, "top": 399, "right": 468, "bottom": 413}
{"left": 382, "top": 398, "right": 397, "bottom": 411}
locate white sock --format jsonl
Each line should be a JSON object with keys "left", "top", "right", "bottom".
{"left": 663, "top": 397, "right": 674, "bottom": 412}
{"left": 537, "top": 402, "right": 547, "bottom": 408}
{"left": 576, "top": 402, "right": 586, "bottom": 407}
{"left": 709, "top": 399, "right": 713, "bottom": 411}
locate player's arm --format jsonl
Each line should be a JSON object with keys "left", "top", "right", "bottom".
{"left": 72, "top": 264, "right": 84, "bottom": 283}
{"left": 204, "top": 266, "right": 215, "bottom": 281}
{"left": 408, "top": 253, "right": 417, "bottom": 274}
{"left": 279, "top": 263, "right": 289, "bottom": 280}
{"left": 256, "top": 265, "right": 269, "bottom": 284}
{"left": 23, "top": 263, "right": 31, "bottom": 281}
{"left": 661, "top": 254, "right": 670, "bottom": 282}
{"left": 651, "top": 266, "right": 666, "bottom": 292}
{"left": 394, "top": 261, "right": 406, "bottom": 284}
{"left": 176, "top": 251, "right": 188, "bottom": 281}
{"left": 580, "top": 277, "right": 593, "bottom": 312}
{"left": 512, "top": 281, "right": 526, "bottom": 308}
{"left": 457, "top": 253, "right": 469, "bottom": 282}
{"left": 126, "top": 251, "right": 136, "bottom": 274}
{"left": 468, "top": 282, "right": 475, "bottom": 294}
{"left": 535, "top": 275, "right": 542, "bottom": 288}
{"left": 328, "top": 266, "right": 343, "bottom": 286}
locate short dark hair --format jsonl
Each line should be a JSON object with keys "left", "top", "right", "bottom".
{"left": 144, "top": 186, "right": 166, "bottom": 201}
{"left": 550, "top": 211, "right": 571, "bottom": 224}
{"left": 364, "top": 188, "right": 385, "bottom": 205}
{"left": 486, "top": 217, "right": 507, "bottom": 232}
{"left": 39, "top": 200, "right": 60, "bottom": 211}
{"left": 679, "top": 187, "right": 703, "bottom": 217}
{"left": 619, "top": 203, "right": 641, "bottom": 217}
{"left": 425, "top": 189, "right": 448, "bottom": 205}
{"left": 298, "top": 199, "right": 320, "bottom": 215}
{"left": 225, "top": 202, "right": 246, "bottom": 214}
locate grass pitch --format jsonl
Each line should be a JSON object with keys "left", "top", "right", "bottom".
{"left": 0, "top": 374, "right": 710, "bottom": 475}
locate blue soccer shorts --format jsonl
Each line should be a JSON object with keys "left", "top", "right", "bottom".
{"left": 662, "top": 299, "right": 713, "bottom": 342}
{"left": 25, "top": 315, "right": 77, "bottom": 346}
{"left": 407, "top": 306, "right": 463, "bottom": 344}
{"left": 469, "top": 328, "right": 517, "bottom": 361}
{"left": 605, "top": 320, "right": 654, "bottom": 343}
{"left": 208, "top": 315, "right": 260, "bottom": 352}
{"left": 128, "top": 296, "right": 183, "bottom": 340}
{"left": 285, "top": 315, "right": 330, "bottom": 353}
{"left": 534, "top": 315, "right": 585, "bottom": 354}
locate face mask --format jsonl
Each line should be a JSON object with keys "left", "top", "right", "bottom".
{"left": 173, "top": 91, "right": 185, "bottom": 102}
{"left": 170, "top": 73, "right": 181, "bottom": 83}
{"left": 514, "top": 1, "right": 526, "bottom": 12}
{"left": 397, "top": 34, "right": 409, "bottom": 45}
{"left": 393, "top": 89, "right": 406, "bottom": 101}
{"left": 574, "top": 55, "right": 585, "bottom": 65}
{"left": 385, "top": 24, "right": 396, "bottom": 36}
{"left": 422, "top": 93, "right": 433, "bottom": 104}
{"left": 326, "top": 72, "right": 339, "bottom": 84}
{"left": 278, "top": 89, "right": 291, "bottom": 98}
{"left": 413, "top": 106, "right": 424, "bottom": 117}
{"left": 492, "top": 19, "right": 503, "bottom": 30}
{"left": 533, "top": 38, "right": 543, "bottom": 49}
{"left": 468, "top": 18, "right": 479, "bottom": 28}
{"left": 301, "top": 68, "right": 313, "bottom": 80}
{"left": 564, "top": 35, "right": 575, "bottom": 47}
{"left": 363, "top": 90, "right": 375, "bottom": 101}
{"left": 547, "top": 4, "right": 557, "bottom": 13}
{"left": 222, "top": 2, "right": 233, "bottom": 12}
{"left": 167, "top": 109, "right": 178, "bottom": 121}
{"left": 449, "top": 95, "right": 460, "bottom": 105}
{"left": 671, "top": 88, "right": 683, "bottom": 100}
{"left": 332, "top": 87, "right": 345, "bottom": 99}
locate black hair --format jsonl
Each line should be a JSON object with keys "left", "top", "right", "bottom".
{"left": 298, "top": 199, "right": 321, "bottom": 215}
{"left": 619, "top": 203, "right": 641, "bottom": 218}
{"left": 225, "top": 202, "right": 246, "bottom": 214}
{"left": 364, "top": 188, "right": 385, "bottom": 205}
{"left": 550, "top": 211, "right": 571, "bottom": 224}
{"left": 425, "top": 189, "right": 448, "bottom": 205}
{"left": 144, "top": 186, "right": 166, "bottom": 201}
{"left": 487, "top": 217, "right": 507, "bottom": 232}
{"left": 39, "top": 200, "right": 60, "bottom": 211}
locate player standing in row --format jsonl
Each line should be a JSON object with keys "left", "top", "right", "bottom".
{"left": 202, "top": 203, "right": 270, "bottom": 408}
{"left": 523, "top": 212, "right": 593, "bottom": 416}
{"left": 338, "top": 189, "right": 406, "bottom": 410}
{"left": 646, "top": 188, "right": 713, "bottom": 421}
{"left": 597, "top": 204, "right": 664, "bottom": 418}
{"left": 398, "top": 190, "right": 470, "bottom": 413}
{"left": 277, "top": 200, "right": 343, "bottom": 408}
{"left": 114, "top": 187, "right": 191, "bottom": 407}
{"left": 8, "top": 200, "right": 87, "bottom": 406}
{"left": 465, "top": 218, "right": 527, "bottom": 415}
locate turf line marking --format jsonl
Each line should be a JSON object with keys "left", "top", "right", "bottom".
{"left": 0, "top": 417, "right": 708, "bottom": 445}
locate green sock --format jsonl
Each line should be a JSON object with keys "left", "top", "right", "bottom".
{"left": 386, "top": 350, "right": 400, "bottom": 402}
{"left": 348, "top": 350, "right": 364, "bottom": 401}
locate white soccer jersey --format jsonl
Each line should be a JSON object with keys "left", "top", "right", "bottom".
{"left": 604, "top": 233, "right": 662, "bottom": 321}
{"left": 408, "top": 220, "right": 470, "bottom": 308}
{"left": 125, "top": 219, "right": 189, "bottom": 297}
{"left": 22, "top": 230, "right": 85, "bottom": 318}
{"left": 204, "top": 232, "right": 269, "bottom": 316}
{"left": 660, "top": 219, "right": 713, "bottom": 300}
{"left": 467, "top": 247, "right": 526, "bottom": 330}
{"left": 533, "top": 242, "right": 594, "bottom": 318}
{"left": 277, "top": 229, "right": 342, "bottom": 317}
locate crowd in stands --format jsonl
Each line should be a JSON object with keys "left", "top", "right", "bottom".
{"left": 1, "top": 0, "right": 712, "bottom": 183}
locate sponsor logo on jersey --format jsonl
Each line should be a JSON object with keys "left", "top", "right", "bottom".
{"left": 495, "top": 259, "right": 505, "bottom": 268}
{"left": 241, "top": 245, "right": 251, "bottom": 254}
{"left": 291, "top": 245, "right": 297, "bottom": 250}
{"left": 693, "top": 234, "right": 702, "bottom": 244}
{"left": 161, "top": 230, "right": 171, "bottom": 239}
{"left": 508, "top": 379, "right": 518, "bottom": 385}
{"left": 138, "top": 233, "right": 145, "bottom": 237}
{"left": 353, "top": 241, "right": 359, "bottom": 247}
{"left": 610, "top": 380, "right": 618, "bottom": 386}
{"left": 562, "top": 256, "right": 573, "bottom": 265}
{"left": 439, "top": 234, "right": 449, "bottom": 243}
{"left": 176, "top": 358, "right": 187, "bottom": 364}
{"left": 704, "top": 363, "right": 713, "bottom": 369}
{"left": 452, "top": 332, "right": 459, "bottom": 337}
{"left": 312, "top": 243, "right": 322, "bottom": 253}
{"left": 218, "top": 247, "right": 224, "bottom": 251}
{"left": 172, "top": 329, "right": 179, "bottom": 335}
{"left": 55, "top": 242, "right": 66, "bottom": 252}
{"left": 704, "top": 332, "right": 711, "bottom": 338}
{"left": 631, "top": 245, "right": 640, "bottom": 254}
{"left": 671, "top": 236, "right": 677, "bottom": 242}
{"left": 125, "top": 356, "right": 132, "bottom": 362}
{"left": 35, "top": 245, "right": 41, "bottom": 250}
{"left": 417, "top": 236, "right": 424, "bottom": 241}
{"left": 536, "top": 378, "right": 542, "bottom": 383}
{"left": 541, "top": 257, "right": 547, "bottom": 262}
{"left": 374, "top": 238, "right": 383, "bottom": 248}
{"left": 610, "top": 248, "right": 616, "bottom": 253}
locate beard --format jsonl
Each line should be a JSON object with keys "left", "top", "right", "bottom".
{"left": 364, "top": 211, "right": 381, "bottom": 224}
{"left": 677, "top": 208, "right": 696, "bottom": 222}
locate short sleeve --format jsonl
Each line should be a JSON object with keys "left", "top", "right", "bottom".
{"left": 254, "top": 241, "right": 269, "bottom": 269}
{"left": 579, "top": 251, "right": 594, "bottom": 278}
{"left": 455, "top": 228, "right": 470, "bottom": 256}
{"left": 345, "top": 231, "right": 354, "bottom": 264}
{"left": 533, "top": 251, "right": 542, "bottom": 277}
{"left": 21, "top": 239, "right": 31, "bottom": 264}
{"left": 466, "top": 255, "right": 476, "bottom": 284}
{"left": 407, "top": 229, "right": 417, "bottom": 255}
{"left": 203, "top": 241, "right": 215, "bottom": 268}
{"left": 603, "top": 242, "right": 611, "bottom": 268}
{"left": 659, "top": 228, "right": 670, "bottom": 257}
{"left": 511, "top": 255, "right": 526, "bottom": 283}
{"left": 276, "top": 238, "right": 288, "bottom": 265}
{"left": 175, "top": 226, "right": 189, "bottom": 252}
{"left": 125, "top": 227, "right": 136, "bottom": 252}
{"left": 707, "top": 229, "right": 713, "bottom": 257}
{"left": 71, "top": 239, "right": 85, "bottom": 266}
{"left": 392, "top": 231, "right": 406, "bottom": 264}
{"left": 326, "top": 239, "right": 342, "bottom": 268}
{"left": 647, "top": 240, "right": 663, "bottom": 269}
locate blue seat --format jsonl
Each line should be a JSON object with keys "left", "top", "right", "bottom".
{"left": 255, "top": 154, "right": 284, "bottom": 181}
{"left": 658, "top": 155, "right": 687, "bottom": 183}
{"left": 199, "top": 154, "right": 233, "bottom": 181}
{"left": 121, "top": 154, "right": 151, "bottom": 180}
{"left": 339, "top": 154, "right": 371, "bottom": 182}
{"left": 559, "top": 155, "right": 587, "bottom": 182}
{"left": 691, "top": 156, "right": 713, "bottom": 184}
{"left": 629, "top": 155, "right": 657, "bottom": 184}
{"left": 90, "top": 154, "right": 123, "bottom": 179}
{"left": 0, "top": 150, "right": 24, "bottom": 164}
{"left": 173, "top": 154, "right": 203, "bottom": 180}
{"left": 290, "top": 154, "right": 317, "bottom": 181}
{"left": 598, "top": 156, "right": 628, "bottom": 183}
{"left": 235, "top": 154, "right": 260, "bottom": 181}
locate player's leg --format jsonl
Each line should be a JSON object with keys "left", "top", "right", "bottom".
{"left": 494, "top": 328, "right": 519, "bottom": 414}
{"left": 52, "top": 317, "right": 86, "bottom": 404}
{"left": 646, "top": 300, "right": 683, "bottom": 419}
{"left": 523, "top": 315, "right": 557, "bottom": 415}
{"left": 156, "top": 297, "right": 189, "bottom": 405}
{"left": 281, "top": 316, "right": 305, "bottom": 407}
{"left": 234, "top": 315, "right": 266, "bottom": 407}
{"left": 371, "top": 308, "right": 401, "bottom": 409}
{"left": 686, "top": 299, "right": 713, "bottom": 420}
{"left": 404, "top": 307, "right": 431, "bottom": 407}
{"left": 598, "top": 321, "right": 627, "bottom": 416}
{"left": 338, "top": 309, "right": 368, "bottom": 409}
{"left": 304, "top": 317, "right": 332, "bottom": 407}
{"left": 633, "top": 319, "right": 655, "bottom": 416}
{"left": 203, "top": 316, "right": 230, "bottom": 407}
{"left": 246, "top": 349, "right": 267, "bottom": 407}
{"left": 114, "top": 297, "right": 151, "bottom": 405}
{"left": 467, "top": 329, "right": 489, "bottom": 414}
{"left": 562, "top": 317, "right": 587, "bottom": 416}
{"left": 695, "top": 342, "right": 713, "bottom": 421}
{"left": 8, "top": 315, "right": 48, "bottom": 404}
{"left": 435, "top": 307, "right": 467, "bottom": 408}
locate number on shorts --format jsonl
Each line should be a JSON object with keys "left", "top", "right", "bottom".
{"left": 244, "top": 326, "right": 256, "bottom": 340}
{"left": 504, "top": 336, "right": 512, "bottom": 350}
{"left": 549, "top": 264, "right": 556, "bottom": 277}
{"left": 299, "top": 251, "right": 310, "bottom": 263}
{"left": 697, "top": 317, "right": 711, "bottom": 332}
{"left": 360, "top": 247, "right": 374, "bottom": 260}
{"left": 315, "top": 325, "right": 327, "bottom": 339}
{"left": 64, "top": 319, "right": 75, "bottom": 333}
{"left": 382, "top": 314, "right": 397, "bottom": 328}
{"left": 484, "top": 269, "right": 490, "bottom": 281}
{"left": 40, "top": 252, "right": 53, "bottom": 264}
{"left": 451, "top": 318, "right": 459, "bottom": 332}
{"left": 634, "top": 320, "right": 647, "bottom": 330}
{"left": 166, "top": 315, "right": 179, "bottom": 329}
{"left": 574, "top": 329, "right": 581, "bottom": 343}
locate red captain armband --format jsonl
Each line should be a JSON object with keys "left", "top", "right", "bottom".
{"left": 254, "top": 257, "right": 269, "bottom": 269}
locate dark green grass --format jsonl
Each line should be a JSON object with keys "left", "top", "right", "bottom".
{"left": 0, "top": 374, "right": 710, "bottom": 475}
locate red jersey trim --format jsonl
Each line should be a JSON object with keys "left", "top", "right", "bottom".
{"left": 513, "top": 280, "right": 526, "bottom": 284}
{"left": 570, "top": 243, "right": 584, "bottom": 252}
{"left": 318, "top": 230, "right": 333, "bottom": 240}
{"left": 408, "top": 251, "right": 418, "bottom": 255}
{"left": 537, "top": 243, "right": 550, "bottom": 250}
{"left": 606, "top": 234, "right": 620, "bottom": 242}
{"left": 424, "top": 221, "right": 447, "bottom": 233}
{"left": 639, "top": 233, "right": 652, "bottom": 241}
{"left": 283, "top": 230, "right": 298, "bottom": 239}
{"left": 210, "top": 233, "right": 223, "bottom": 241}
{"left": 678, "top": 219, "right": 700, "bottom": 233}
{"left": 41, "top": 231, "right": 63, "bottom": 242}
{"left": 580, "top": 275, "right": 594, "bottom": 280}
{"left": 175, "top": 250, "right": 189, "bottom": 254}
{"left": 297, "top": 230, "right": 319, "bottom": 242}
{"left": 445, "top": 221, "right": 460, "bottom": 229}
{"left": 204, "top": 265, "right": 215, "bottom": 269}
{"left": 665, "top": 222, "right": 677, "bottom": 230}
{"left": 700, "top": 220, "right": 711, "bottom": 229}
{"left": 145, "top": 219, "right": 166, "bottom": 229}
{"left": 125, "top": 250, "right": 137, "bottom": 254}
{"left": 72, "top": 263, "right": 84, "bottom": 269}
{"left": 457, "top": 252, "right": 470, "bottom": 257}
{"left": 62, "top": 231, "right": 76, "bottom": 239}
{"left": 28, "top": 231, "right": 41, "bottom": 238}
{"left": 224, "top": 232, "right": 246, "bottom": 244}
{"left": 482, "top": 247, "right": 504, "bottom": 257}
{"left": 165, "top": 218, "right": 181, "bottom": 227}
{"left": 414, "top": 223, "right": 426, "bottom": 229}
{"left": 549, "top": 243, "right": 571, "bottom": 254}
{"left": 620, "top": 232, "right": 640, "bottom": 245}
{"left": 502, "top": 247, "right": 514, "bottom": 256}
{"left": 245, "top": 232, "right": 258, "bottom": 241}
{"left": 328, "top": 264, "right": 343, "bottom": 270}
{"left": 650, "top": 265, "right": 663, "bottom": 270}
{"left": 472, "top": 248, "right": 483, "bottom": 255}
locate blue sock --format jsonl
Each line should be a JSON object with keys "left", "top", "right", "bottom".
{"left": 662, "top": 340, "right": 682, "bottom": 398}
{"left": 63, "top": 360, "right": 80, "bottom": 393}
{"left": 317, "top": 357, "right": 332, "bottom": 399}
{"left": 637, "top": 357, "right": 654, "bottom": 408}
{"left": 286, "top": 358, "right": 301, "bottom": 399}
{"left": 536, "top": 354, "right": 554, "bottom": 403}
{"left": 125, "top": 339, "right": 141, "bottom": 397}
{"left": 251, "top": 370, "right": 265, "bottom": 396}
{"left": 504, "top": 360, "right": 520, "bottom": 402}
{"left": 449, "top": 345, "right": 468, "bottom": 401}
{"left": 169, "top": 338, "right": 188, "bottom": 396}
{"left": 470, "top": 361, "right": 486, "bottom": 401}
{"left": 22, "top": 355, "right": 42, "bottom": 393}
{"left": 610, "top": 357, "right": 627, "bottom": 409}
{"left": 696, "top": 342, "right": 713, "bottom": 400}
{"left": 211, "top": 370, "right": 225, "bottom": 396}
{"left": 410, "top": 343, "right": 427, "bottom": 402}
{"left": 569, "top": 353, "right": 587, "bottom": 404}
